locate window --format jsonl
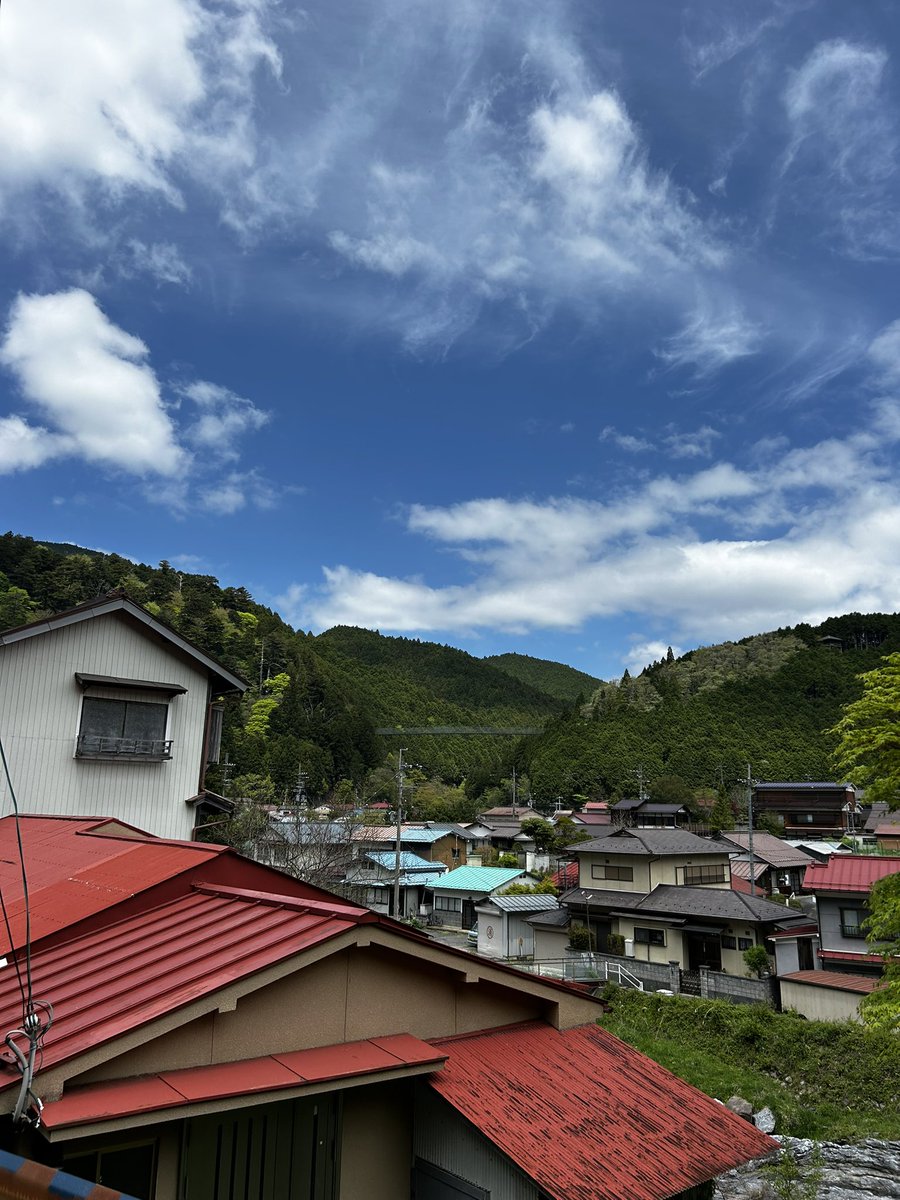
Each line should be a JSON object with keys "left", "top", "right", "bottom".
{"left": 738, "top": 937, "right": 753, "bottom": 951}
{"left": 591, "top": 863, "right": 634, "bottom": 882}
{"left": 434, "top": 894, "right": 462, "bottom": 912}
{"left": 840, "top": 908, "right": 865, "bottom": 938}
{"left": 796, "top": 813, "right": 815, "bottom": 824}
{"left": 633, "top": 927, "right": 666, "bottom": 946}
{"left": 77, "top": 697, "right": 171, "bottom": 760}
{"left": 721, "top": 935, "right": 737, "bottom": 950}
{"left": 682, "top": 864, "right": 727, "bottom": 885}
{"left": 451, "top": 847, "right": 461, "bottom": 860}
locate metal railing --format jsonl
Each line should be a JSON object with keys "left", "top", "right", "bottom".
{"left": 76, "top": 734, "right": 173, "bottom": 759}
{"left": 840, "top": 923, "right": 865, "bottom": 939}
{"left": 504, "top": 955, "right": 643, "bottom": 989}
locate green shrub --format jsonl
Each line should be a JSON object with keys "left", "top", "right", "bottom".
{"left": 568, "top": 924, "right": 595, "bottom": 951}
{"left": 606, "top": 932, "right": 626, "bottom": 955}
{"left": 743, "top": 944, "right": 772, "bottom": 977}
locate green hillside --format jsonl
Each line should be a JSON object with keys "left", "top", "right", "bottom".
{"left": 484, "top": 652, "right": 601, "bottom": 704}
{"left": 1, "top": 529, "right": 897, "bottom": 814}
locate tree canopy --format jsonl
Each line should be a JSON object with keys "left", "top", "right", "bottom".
{"left": 830, "top": 653, "right": 900, "bottom": 808}
{"left": 860, "top": 871, "right": 900, "bottom": 1032}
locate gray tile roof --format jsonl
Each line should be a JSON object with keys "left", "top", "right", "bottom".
{"left": 633, "top": 885, "right": 806, "bottom": 925}
{"left": 717, "top": 832, "right": 814, "bottom": 868}
{"left": 568, "top": 829, "right": 726, "bottom": 856}
{"left": 560, "top": 886, "right": 649, "bottom": 910}
{"left": 526, "top": 907, "right": 571, "bottom": 928}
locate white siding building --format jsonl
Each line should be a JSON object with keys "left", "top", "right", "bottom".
{"left": 0, "top": 593, "right": 246, "bottom": 840}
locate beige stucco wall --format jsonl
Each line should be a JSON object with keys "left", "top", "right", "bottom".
{"left": 72, "top": 937, "right": 598, "bottom": 1090}
{"left": 0, "top": 612, "right": 211, "bottom": 840}
{"left": 780, "top": 980, "right": 865, "bottom": 1022}
{"left": 579, "top": 850, "right": 731, "bottom": 893}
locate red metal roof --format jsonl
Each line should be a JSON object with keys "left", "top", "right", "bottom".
{"left": 40, "top": 1034, "right": 445, "bottom": 1131}
{"left": 818, "top": 949, "right": 885, "bottom": 965}
{"left": 780, "top": 970, "right": 880, "bottom": 994}
{"left": 429, "top": 1022, "right": 775, "bottom": 1200}
{"left": 0, "top": 885, "right": 372, "bottom": 1091}
{"left": 0, "top": 816, "right": 224, "bottom": 953}
{"left": 802, "top": 855, "right": 900, "bottom": 894}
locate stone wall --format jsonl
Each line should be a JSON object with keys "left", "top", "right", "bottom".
{"left": 714, "top": 1138, "right": 900, "bottom": 1200}
{"left": 700, "top": 967, "right": 776, "bottom": 1007}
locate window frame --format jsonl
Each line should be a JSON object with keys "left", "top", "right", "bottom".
{"left": 681, "top": 864, "right": 728, "bottom": 886}
{"left": 76, "top": 694, "right": 173, "bottom": 762}
{"left": 633, "top": 926, "right": 666, "bottom": 947}
{"left": 590, "top": 863, "right": 635, "bottom": 882}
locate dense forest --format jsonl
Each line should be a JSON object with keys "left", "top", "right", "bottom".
{"left": 0, "top": 531, "right": 896, "bottom": 817}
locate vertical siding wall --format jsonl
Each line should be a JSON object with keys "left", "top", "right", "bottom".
{"left": 414, "top": 1085, "right": 539, "bottom": 1200}
{"left": 0, "top": 614, "right": 210, "bottom": 840}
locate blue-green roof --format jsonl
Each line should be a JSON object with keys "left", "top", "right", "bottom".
{"left": 428, "top": 866, "right": 525, "bottom": 892}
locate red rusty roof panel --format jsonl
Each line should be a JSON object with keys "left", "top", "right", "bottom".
{"left": 802, "top": 855, "right": 900, "bottom": 894}
{"left": 41, "top": 1034, "right": 445, "bottom": 1130}
{"left": 0, "top": 886, "right": 361, "bottom": 1091}
{"left": 429, "top": 1022, "right": 775, "bottom": 1200}
{"left": 781, "top": 970, "right": 880, "bottom": 994}
{"left": 817, "top": 948, "right": 885, "bottom": 965}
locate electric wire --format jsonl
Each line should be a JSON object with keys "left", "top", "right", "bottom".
{"left": 0, "top": 731, "right": 34, "bottom": 1021}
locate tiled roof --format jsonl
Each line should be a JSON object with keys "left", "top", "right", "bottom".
{"left": 719, "top": 832, "right": 814, "bottom": 868}
{"left": 429, "top": 866, "right": 525, "bottom": 892}
{"left": 526, "top": 907, "right": 570, "bottom": 928}
{"left": 0, "top": 885, "right": 372, "bottom": 1092}
{"left": 803, "top": 855, "right": 900, "bottom": 894}
{"left": 561, "top": 887, "right": 648, "bottom": 910}
{"left": 780, "top": 970, "right": 880, "bottom": 994}
{"left": 479, "top": 894, "right": 559, "bottom": 913}
{"left": 40, "top": 1034, "right": 445, "bottom": 1132}
{"left": 634, "top": 885, "right": 804, "bottom": 925}
{"left": 428, "top": 1022, "right": 775, "bottom": 1200}
{"left": 570, "top": 829, "right": 726, "bottom": 856}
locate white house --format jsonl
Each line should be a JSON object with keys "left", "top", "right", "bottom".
{"left": 474, "top": 893, "right": 559, "bottom": 959}
{"left": 0, "top": 591, "right": 246, "bottom": 840}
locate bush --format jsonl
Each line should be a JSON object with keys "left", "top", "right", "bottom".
{"left": 743, "top": 944, "right": 772, "bottom": 977}
{"left": 568, "top": 924, "right": 595, "bottom": 951}
{"left": 606, "top": 932, "right": 625, "bottom": 955}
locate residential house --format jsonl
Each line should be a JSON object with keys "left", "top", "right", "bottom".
{"left": 0, "top": 593, "right": 246, "bottom": 841}
{"left": 800, "top": 854, "right": 900, "bottom": 976}
{"left": 428, "top": 865, "right": 541, "bottom": 929}
{"left": 610, "top": 798, "right": 689, "bottom": 828}
{"left": 354, "top": 822, "right": 472, "bottom": 870}
{"left": 475, "top": 806, "right": 541, "bottom": 853}
{"left": 751, "top": 781, "right": 862, "bottom": 839}
{"left": 0, "top": 826, "right": 774, "bottom": 1200}
{"left": 716, "top": 832, "right": 815, "bottom": 897}
{"left": 862, "top": 802, "right": 900, "bottom": 852}
{"left": 537, "top": 829, "right": 803, "bottom": 977}
{"left": 344, "top": 850, "right": 447, "bottom": 917}
{"left": 472, "top": 893, "right": 559, "bottom": 960}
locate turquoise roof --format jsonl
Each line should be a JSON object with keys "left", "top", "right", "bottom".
{"left": 365, "top": 850, "right": 436, "bottom": 871}
{"left": 429, "top": 866, "right": 525, "bottom": 892}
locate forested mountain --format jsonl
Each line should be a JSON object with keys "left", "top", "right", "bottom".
{"left": 1, "top": 530, "right": 896, "bottom": 814}
{"left": 483, "top": 653, "right": 601, "bottom": 704}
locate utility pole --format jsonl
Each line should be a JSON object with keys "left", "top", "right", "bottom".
{"left": 512, "top": 765, "right": 518, "bottom": 816}
{"left": 746, "top": 763, "right": 756, "bottom": 898}
{"left": 392, "top": 749, "right": 406, "bottom": 919}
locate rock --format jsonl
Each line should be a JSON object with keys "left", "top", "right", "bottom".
{"left": 754, "top": 1107, "right": 776, "bottom": 1133}
{"left": 726, "top": 1095, "right": 754, "bottom": 1120}
{"left": 714, "top": 1138, "right": 900, "bottom": 1199}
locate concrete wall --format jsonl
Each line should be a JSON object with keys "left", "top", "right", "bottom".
{"left": 780, "top": 979, "right": 864, "bottom": 1022}
{"left": 0, "top": 613, "right": 211, "bottom": 840}
{"left": 699, "top": 967, "right": 775, "bottom": 1007}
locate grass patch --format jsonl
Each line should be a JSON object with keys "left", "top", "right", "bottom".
{"left": 599, "top": 989, "right": 900, "bottom": 1140}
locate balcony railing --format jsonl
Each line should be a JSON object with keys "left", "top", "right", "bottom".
{"left": 76, "top": 734, "right": 173, "bottom": 760}
{"left": 840, "top": 923, "right": 865, "bottom": 939}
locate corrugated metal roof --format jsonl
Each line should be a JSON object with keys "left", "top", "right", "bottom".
{"left": 364, "top": 850, "right": 439, "bottom": 871}
{"left": 429, "top": 866, "right": 525, "bottom": 892}
{"left": 429, "top": 1022, "right": 775, "bottom": 1200}
{"left": 0, "top": 886, "right": 371, "bottom": 1091}
{"left": 479, "top": 895, "right": 559, "bottom": 913}
{"left": 0, "top": 815, "right": 225, "bottom": 954}
{"left": 803, "top": 855, "right": 900, "bottom": 893}
{"left": 818, "top": 949, "right": 885, "bottom": 965}
{"left": 780, "top": 970, "right": 879, "bottom": 994}
{"left": 729, "top": 859, "right": 768, "bottom": 881}
{"left": 40, "top": 1034, "right": 445, "bottom": 1131}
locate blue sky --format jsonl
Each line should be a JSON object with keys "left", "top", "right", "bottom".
{"left": 3, "top": 1, "right": 900, "bottom": 679}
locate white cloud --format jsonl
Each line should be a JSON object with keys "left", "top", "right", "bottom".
{"left": 0, "top": 289, "right": 186, "bottom": 475}
{"left": 181, "top": 381, "right": 269, "bottom": 462}
{"left": 663, "top": 426, "right": 721, "bottom": 460}
{"left": 600, "top": 427, "right": 653, "bottom": 454}
{"left": 280, "top": 399, "right": 900, "bottom": 645}
{"left": 868, "top": 319, "right": 900, "bottom": 385}
{"left": 126, "top": 241, "right": 193, "bottom": 287}
{"left": 623, "top": 641, "right": 683, "bottom": 676}
{"left": 0, "top": 0, "right": 281, "bottom": 221}
{"left": 656, "top": 303, "right": 764, "bottom": 376}
{"left": 198, "top": 470, "right": 279, "bottom": 515}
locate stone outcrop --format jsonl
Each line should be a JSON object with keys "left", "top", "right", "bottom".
{"left": 714, "top": 1139, "right": 900, "bottom": 1199}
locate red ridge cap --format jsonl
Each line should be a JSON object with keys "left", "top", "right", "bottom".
{"left": 191, "top": 882, "right": 373, "bottom": 920}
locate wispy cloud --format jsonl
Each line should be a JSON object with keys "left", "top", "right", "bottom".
{"left": 656, "top": 301, "right": 764, "bottom": 377}
{"left": 779, "top": 39, "right": 899, "bottom": 258}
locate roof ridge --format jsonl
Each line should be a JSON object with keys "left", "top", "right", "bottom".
{"left": 191, "top": 882, "right": 375, "bottom": 920}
